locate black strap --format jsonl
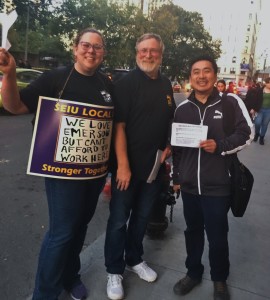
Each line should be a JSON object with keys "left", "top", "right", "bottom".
{"left": 221, "top": 93, "right": 238, "bottom": 169}
{"left": 58, "top": 67, "right": 74, "bottom": 100}
{"left": 221, "top": 93, "right": 235, "bottom": 136}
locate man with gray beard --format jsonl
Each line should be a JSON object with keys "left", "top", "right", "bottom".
{"left": 104, "top": 33, "right": 176, "bottom": 300}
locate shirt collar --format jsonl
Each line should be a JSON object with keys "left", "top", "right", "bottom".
{"left": 136, "top": 65, "right": 161, "bottom": 80}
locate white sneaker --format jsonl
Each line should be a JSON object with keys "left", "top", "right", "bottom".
{"left": 107, "top": 274, "right": 124, "bottom": 300}
{"left": 127, "top": 261, "right": 157, "bottom": 282}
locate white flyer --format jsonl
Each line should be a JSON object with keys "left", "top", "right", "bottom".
{"left": 146, "top": 149, "right": 163, "bottom": 183}
{"left": 171, "top": 123, "right": 208, "bottom": 148}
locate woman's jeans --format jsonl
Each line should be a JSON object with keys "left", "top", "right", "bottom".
{"left": 181, "top": 191, "right": 231, "bottom": 281}
{"left": 32, "top": 176, "right": 105, "bottom": 300}
{"left": 104, "top": 176, "right": 161, "bottom": 274}
{"left": 255, "top": 108, "right": 270, "bottom": 137}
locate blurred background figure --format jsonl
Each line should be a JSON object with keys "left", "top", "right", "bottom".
{"left": 226, "top": 81, "right": 235, "bottom": 94}
{"left": 24, "top": 60, "right": 32, "bottom": 69}
{"left": 236, "top": 82, "right": 248, "bottom": 101}
{"left": 248, "top": 77, "right": 270, "bottom": 145}
{"left": 245, "top": 81, "right": 261, "bottom": 120}
{"left": 216, "top": 79, "right": 226, "bottom": 94}
{"left": 17, "top": 59, "right": 25, "bottom": 68}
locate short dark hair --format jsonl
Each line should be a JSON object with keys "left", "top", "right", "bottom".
{"left": 189, "top": 55, "right": 218, "bottom": 76}
{"left": 217, "top": 79, "right": 226, "bottom": 86}
{"left": 265, "top": 77, "right": 270, "bottom": 84}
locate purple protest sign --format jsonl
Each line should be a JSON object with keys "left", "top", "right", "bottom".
{"left": 27, "top": 97, "right": 113, "bottom": 179}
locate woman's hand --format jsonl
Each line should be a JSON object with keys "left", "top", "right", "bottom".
{"left": 0, "top": 48, "right": 16, "bottom": 73}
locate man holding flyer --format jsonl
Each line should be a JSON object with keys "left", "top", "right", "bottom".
{"left": 171, "top": 55, "right": 253, "bottom": 300}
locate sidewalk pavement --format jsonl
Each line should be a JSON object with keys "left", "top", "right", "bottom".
{"left": 57, "top": 131, "right": 270, "bottom": 300}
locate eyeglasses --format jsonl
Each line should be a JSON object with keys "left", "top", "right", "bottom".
{"left": 137, "top": 48, "right": 161, "bottom": 56}
{"left": 79, "top": 41, "right": 104, "bottom": 52}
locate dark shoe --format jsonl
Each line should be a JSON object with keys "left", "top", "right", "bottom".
{"left": 214, "top": 281, "right": 230, "bottom": 300}
{"left": 253, "top": 133, "right": 259, "bottom": 142}
{"left": 70, "top": 281, "right": 88, "bottom": 300}
{"left": 173, "top": 275, "right": 201, "bottom": 295}
{"left": 259, "top": 137, "right": 264, "bottom": 145}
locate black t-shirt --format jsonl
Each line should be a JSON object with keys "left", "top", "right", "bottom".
{"left": 112, "top": 67, "right": 175, "bottom": 180}
{"left": 20, "top": 66, "right": 114, "bottom": 112}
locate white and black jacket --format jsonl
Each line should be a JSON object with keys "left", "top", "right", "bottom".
{"left": 172, "top": 88, "right": 253, "bottom": 197}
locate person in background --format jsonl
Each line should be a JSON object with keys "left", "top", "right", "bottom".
{"left": 216, "top": 79, "right": 226, "bottom": 94}
{"left": 0, "top": 28, "right": 113, "bottom": 300}
{"left": 248, "top": 77, "right": 270, "bottom": 145}
{"left": 17, "top": 58, "right": 25, "bottom": 68}
{"left": 225, "top": 81, "right": 235, "bottom": 94}
{"left": 104, "top": 33, "right": 175, "bottom": 300}
{"left": 172, "top": 55, "right": 252, "bottom": 300}
{"left": 236, "top": 82, "right": 248, "bottom": 101}
{"left": 244, "top": 81, "right": 261, "bottom": 120}
{"left": 24, "top": 60, "right": 32, "bottom": 69}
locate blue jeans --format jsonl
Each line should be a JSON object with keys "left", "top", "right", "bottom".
{"left": 255, "top": 108, "right": 270, "bottom": 137}
{"left": 32, "top": 176, "right": 105, "bottom": 300}
{"left": 181, "top": 191, "right": 230, "bottom": 281}
{"left": 104, "top": 176, "right": 161, "bottom": 274}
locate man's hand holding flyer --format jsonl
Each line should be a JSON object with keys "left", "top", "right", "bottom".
{"left": 171, "top": 123, "right": 208, "bottom": 148}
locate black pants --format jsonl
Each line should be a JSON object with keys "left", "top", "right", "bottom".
{"left": 181, "top": 191, "right": 230, "bottom": 281}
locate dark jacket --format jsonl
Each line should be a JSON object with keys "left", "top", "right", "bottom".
{"left": 245, "top": 87, "right": 263, "bottom": 112}
{"left": 172, "top": 88, "right": 252, "bottom": 196}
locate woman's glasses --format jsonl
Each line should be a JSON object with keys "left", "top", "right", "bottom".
{"left": 79, "top": 41, "right": 104, "bottom": 52}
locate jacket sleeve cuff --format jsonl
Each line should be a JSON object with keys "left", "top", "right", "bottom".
{"left": 215, "top": 141, "right": 222, "bottom": 154}
{"left": 172, "top": 173, "right": 180, "bottom": 185}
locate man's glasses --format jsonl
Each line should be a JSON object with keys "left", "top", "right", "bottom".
{"left": 137, "top": 48, "right": 161, "bottom": 56}
{"left": 79, "top": 41, "right": 104, "bottom": 52}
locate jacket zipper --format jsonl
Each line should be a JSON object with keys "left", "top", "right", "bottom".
{"left": 190, "top": 100, "right": 221, "bottom": 195}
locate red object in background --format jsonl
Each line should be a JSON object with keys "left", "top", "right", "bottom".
{"left": 102, "top": 175, "right": 111, "bottom": 198}
{"left": 226, "top": 82, "right": 236, "bottom": 94}
{"left": 172, "top": 82, "right": 181, "bottom": 93}
{"left": 164, "top": 161, "right": 172, "bottom": 182}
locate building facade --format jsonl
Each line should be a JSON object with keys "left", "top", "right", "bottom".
{"left": 177, "top": 0, "right": 262, "bottom": 85}
{"left": 215, "top": 0, "right": 261, "bottom": 85}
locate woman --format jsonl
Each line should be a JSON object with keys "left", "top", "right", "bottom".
{"left": 248, "top": 77, "right": 270, "bottom": 145}
{"left": 0, "top": 28, "right": 113, "bottom": 300}
{"left": 216, "top": 79, "right": 226, "bottom": 94}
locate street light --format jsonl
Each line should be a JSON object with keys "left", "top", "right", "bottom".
{"left": 140, "top": 0, "right": 144, "bottom": 11}
{"left": 263, "top": 53, "right": 268, "bottom": 82}
{"left": 260, "top": 48, "right": 269, "bottom": 82}
{"left": 24, "top": 0, "right": 41, "bottom": 61}
{"left": 24, "top": 4, "right": 30, "bottom": 61}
